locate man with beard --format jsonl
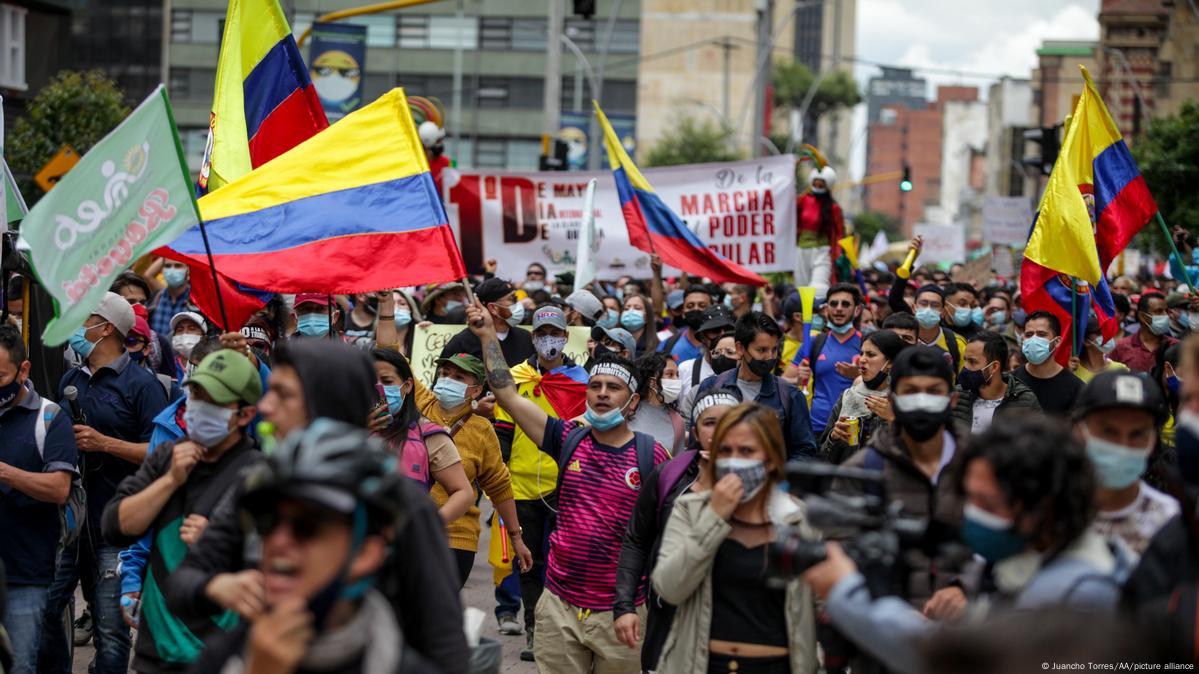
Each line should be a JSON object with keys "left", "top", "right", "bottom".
{"left": 795, "top": 165, "right": 844, "bottom": 297}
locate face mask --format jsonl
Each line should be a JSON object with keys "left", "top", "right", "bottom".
{"left": 444, "top": 299, "right": 464, "bottom": 313}
{"left": 989, "top": 310, "right": 1008, "bottom": 327}
{"left": 383, "top": 385, "right": 405, "bottom": 417}
{"left": 534, "top": 334, "right": 568, "bottom": 361}
{"left": 1168, "top": 375, "right": 1182, "bottom": 396}
{"left": 861, "top": 324, "right": 878, "bottom": 336}
{"left": 11, "top": 318, "right": 21, "bottom": 333}
{"left": 714, "top": 457, "right": 768, "bottom": 502}
{"left": 660, "top": 378, "right": 683, "bottom": 404}
{"left": 620, "top": 309, "right": 646, "bottom": 332}
{"left": 433, "top": 377, "right": 470, "bottom": 409}
{"left": 1012, "top": 308, "right": 1027, "bottom": 326}
{"left": 864, "top": 368, "right": 888, "bottom": 391}
{"left": 524, "top": 280, "right": 545, "bottom": 293}
{"left": 710, "top": 354, "right": 738, "bottom": 375}
{"left": 811, "top": 316, "right": 827, "bottom": 333}
{"left": 1179, "top": 313, "right": 1190, "bottom": 329}
{"left": 951, "top": 306, "right": 972, "bottom": 327}
{"left": 583, "top": 398, "right": 631, "bottom": 431}
{"left": 1189, "top": 312, "right": 1199, "bottom": 330}
{"left": 394, "top": 309, "right": 413, "bottom": 328}
{"left": 957, "top": 362, "right": 996, "bottom": 395}
{"left": 1147, "top": 314, "right": 1172, "bottom": 336}
{"left": 598, "top": 309, "right": 620, "bottom": 330}
{"left": 1021, "top": 335, "right": 1055, "bottom": 365}
{"left": 0, "top": 377, "right": 21, "bottom": 408}
{"left": 971, "top": 307, "right": 986, "bottom": 327}
{"left": 129, "top": 349, "right": 146, "bottom": 364}
{"left": 683, "top": 310, "right": 704, "bottom": 331}
{"left": 163, "top": 267, "right": 188, "bottom": 289}
{"left": 500, "top": 302, "right": 525, "bottom": 327}
{"left": 1175, "top": 409, "right": 1199, "bottom": 486}
{"left": 172, "top": 333, "right": 202, "bottom": 359}
{"left": 1092, "top": 337, "right": 1116, "bottom": 354}
{"left": 810, "top": 186, "right": 828, "bottom": 195}
{"left": 829, "top": 320, "right": 854, "bottom": 335}
{"left": 69, "top": 323, "right": 107, "bottom": 360}
{"left": 892, "top": 392, "right": 951, "bottom": 441}
{"left": 296, "top": 314, "right": 331, "bottom": 337}
{"left": 915, "top": 307, "right": 941, "bottom": 329}
{"left": 184, "top": 398, "right": 236, "bottom": 448}
{"left": 962, "top": 502, "right": 1026, "bottom": 563}
{"left": 747, "top": 356, "right": 776, "bottom": 378}
{"left": 1082, "top": 428, "right": 1150, "bottom": 490}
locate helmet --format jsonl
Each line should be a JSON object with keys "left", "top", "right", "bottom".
{"left": 418, "top": 120, "right": 445, "bottom": 149}
{"left": 239, "top": 418, "right": 406, "bottom": 529}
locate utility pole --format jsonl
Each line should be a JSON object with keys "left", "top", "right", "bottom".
{"left": 751, "top": 0, "right": 774, "bottom": 157}
{"left": 543, "top": 0, "right": 564, "bottom": 140}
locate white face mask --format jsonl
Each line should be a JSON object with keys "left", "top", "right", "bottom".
{"left": 172, "top": 333, "right": 202, "bottom": 359}
{"left": 660, "top": 378, "right": 683, "bottom": 404}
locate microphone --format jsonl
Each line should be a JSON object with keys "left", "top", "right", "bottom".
{"left": 64, "top": 386, "right": 86, "bottom": 425}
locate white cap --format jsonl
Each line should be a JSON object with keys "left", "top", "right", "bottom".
{"left": 809, "top": 165, "right": 837, "bottom": 187}
{"left": 170, "top": 311, "right": 207, "bottom": 334}
{"left": 418, "top": 121, "right": 445, "bottom": 148}
{"left": 94, "top": 292, "right": 136, "bottom": 337}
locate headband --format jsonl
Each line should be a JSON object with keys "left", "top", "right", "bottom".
{"left": 589, "top": 361, "right": 639, "bottom": 392}
{"left": 692, "top": 391, "right": 741, "bottom": 423}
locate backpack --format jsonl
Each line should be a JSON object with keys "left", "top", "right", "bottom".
{"left": 655, "top": 449, "right": 698, "bottom": 515}
{"left": 660, "top": 330, "right": 686, "bottom": 361}
{"left": 398, "top": 420, "right": 452, "bottom": 491}
{"left": 553, "top": 425, "right": 657, "bottom": 498}
{"left": 33, "top": 398, "right": 87, "bottom": 550}
{"left": 941, "top": 328, "right": 962, "bottom": 372}
{"left": 709, "top": 368, "right": 794, "bottom": 423}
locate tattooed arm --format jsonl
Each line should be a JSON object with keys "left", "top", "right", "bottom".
{"left": 467, "top": 298, "right": 550, "bottom": 446}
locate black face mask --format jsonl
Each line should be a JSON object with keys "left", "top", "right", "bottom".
{"left": 894, "top": 408, "right": 949, "bottom": 442}
{"left": 593, "top": 342, "right": 616, "bottom": 359}
{"left": 682, "top": 310, "right": 704, "bottom": 331}
{"left": 746, "top": 357, "right": 776, "bottom": 378}
{"left": 956, "top": 365, "right": 991, "bottom": 395}
{"left": 710, "top": 355, "right": 738, "bottom": 375}
{"left": 864, "top": 369, "right": 888, "bottom": 391}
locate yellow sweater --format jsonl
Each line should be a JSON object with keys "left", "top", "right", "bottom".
{"left": 415, "top": 382, "right": 514, "bottom": 552}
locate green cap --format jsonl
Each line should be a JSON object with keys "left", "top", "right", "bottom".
{"left": 186, "top": 349, "right": 262, "bottom": 405}
{"left": 436, "top": 353, "right": 486, "bottom": 383}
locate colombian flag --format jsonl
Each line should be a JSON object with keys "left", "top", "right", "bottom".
{"left": 1021, "top": 65, "right": 1157, "bottom": 363}
{"left": 160, "top": 89, "right": 465, "bottom": 295}
{"left": 594, "top": 102, "right": 766, "bottom": 286}
{"left": 510, "top": 361, "right": 589, "bottom": 421}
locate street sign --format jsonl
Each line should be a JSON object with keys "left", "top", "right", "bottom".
{"left": 35, "top": 145, "right": 80, "bottom": 192}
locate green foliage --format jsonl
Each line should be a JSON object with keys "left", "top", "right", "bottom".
{"left": 772, "top": 60, "right": 862, "bottom": 120}
{"left": 851, "top": 210, "right": 901, "bottom": 242}
{"left": 1132, "top": 101, "right": 1199, "bottom": 255}
{"left": 5, "top": 70, "right": 131, "bottom": 203}
{"left": 645, "top": 116, "right": 742, "bottom": 167}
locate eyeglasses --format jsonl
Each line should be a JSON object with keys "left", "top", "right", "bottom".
{"left": 711, "top": 348, "right": 738, "bottom": 358}
{"left": 251, "top": 508, "right": 348, "bottom": 543}
{"left": 826, "top": 300, "right": 855, "bottom": 309}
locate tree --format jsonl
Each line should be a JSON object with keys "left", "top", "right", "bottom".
{"left": 645, "top": 116, "right": 742, "bottom": 167}
{"left": 773, "top": 60, "right": 862, "bottom": 130}
{"left": 5, "top": 70, "right": 131, "bottom": 204}
{"left": 1132, "top": 101, "right": 1199, "bottom": 254}
{"left": 851, "top": 210, "right": 901, "bottom": 243}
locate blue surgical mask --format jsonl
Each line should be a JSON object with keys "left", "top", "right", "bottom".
{"left": 296, "top": 314, "right": 331, "bottom": 337}
{"left": 598, "top": 309, "right": 620, "bottom": 330}
{"left": 394, "top": 309, "right": 413, "bottom": 328}
{"left": 69, "top": 323, "right": 106, "bottom": 360}
{"left": 1148, "top": 314, "right": 1172, "bottom": 336}
{"left": 1021, "top": 335, "right": 1055, "bottom": 365}
{"left": 861, "top": 324, "right": 878, "bottom": 336}
{"left": 184, "top": 398, "right": 236, "bottom": 448}
{"left": 444, "top": 300, "right": 464, "bottom": 313}
{"left": 383, "top": 385, "right": 405, "bottom": 417}
{"left": 505, "top": 302, "right": 525, "bottom": 327}
{"left": 829, "top": 320, "right": 854, "bottom": 335}
{"left": 811, "top": 316, "right": 827, "bottom": 333}
{"left": 433, "top": 377, "right": 469, "bottom": 409}
{"left": 1092, "top": 336, "right": 1116, "bottom": 354}
{"left": 971, "top": 307, "right": 985, "bottom": 327}
{"left": 1083, "top": 429, "right": 1149, "bottom": 490}
{"left": 961, "top": 503, "right": 1026, "bottom": 563}
{"left": 620, "top": 309, "right": 646, "bottom": 332}
{"left": 1012, "top": 308, "right": 1027, "bottom": 326}
{"left": 915, "top": 307, "right": 941, "bottom": 329}
{"left": 989, "top": 310, "right": 1008, "bottom": 327}
{"left": 951, "top": 306, "right": 972, "bottom": 327}
{"left": 163, "top": 267, "right": 188, "bottom": 289}
{"left": 583, "top": 399, "right": 630, "bottom": 431}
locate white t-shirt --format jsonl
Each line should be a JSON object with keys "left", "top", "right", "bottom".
{"left": 677, "top": 356, "right": 714, "bottom": 398}
{"left": 1093, "top": 482, "right": 1180, "bottom": 558}
{"left": 971, "top": 397, "right": 1003, "bottom": 433}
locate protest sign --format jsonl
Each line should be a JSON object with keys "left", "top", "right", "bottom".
{"left": 17, "top": 86, "right": 201, "bottom": 345}
{"left": 410, "top": 324, "right": 592, "bottom": 387}
{"left": 309, "top": 22, "right": 367, "bottom": 122}
{"left": 913, "top": 223, "right": 966, "bottom": 265}
{"left": 982, "top": 196, "right": 1033, "bottom": 247}
{"left": 446, "top": 155, "right": 796, "bottom": 281}
{"left": 953, "top": 252, "right": 994, "bottom": 287}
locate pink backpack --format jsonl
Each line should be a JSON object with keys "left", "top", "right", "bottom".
{"left": 398, "top": 420, "right": 452, "bottom": 490}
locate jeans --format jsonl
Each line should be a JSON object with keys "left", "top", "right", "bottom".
{"left": 4, "top": 585, "right": 49, "bottom": 674}
{"left": 40, "top": 536, "right": 131, "bottom": 674}
{"left": 514, "top": 497, "right": 554, "bottom": 630}
{"left": 495, "top": 567, "right": 521, "bottom": 619}
{"left": 39, "top": 543, "right": 76, "bottom": 674}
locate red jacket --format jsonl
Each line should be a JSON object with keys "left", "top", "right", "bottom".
{"left": 796, "top": 192, "right": 845, "bottom": 273}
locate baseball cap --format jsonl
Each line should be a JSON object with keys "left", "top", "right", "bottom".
{"left": 476, "top": 278, "right": 516, "bottom": 304}
{"left": 170, "top": 311, "right": 207, "bottom": 334}
{"left": 436, "top": 353, "right": 486, "bottom": 382}
{"left": 1073, "top": 370, "right": 1168, "bottom": 425}
{"left": 590, "top": 325, "right": 636, "bottom": 358}
{"left": 294, "top": 293, "right": 332, "bottom": 309}
{"left": 1166, "top": 292, "right": 1189, "bottom": 309}
{"left": 130, "top": 315, "right": 152, "bottom": 342}
{"left": 420, "top": 282, "right": 464, "bottom": 314}
{"left": 532, "top": 306, "right": 567, "bottom": 331}
{"left": 565, "top": 290, "right": 604, "bottom": 322}
{"left": 94, "top": 292, "right": 136, "bottom": 337}
{"left": 698, "top": 305, "right": 735, "bottom": 334}
{"left": 185, "top": 349, "right": 263, "bottom": 405}
{"left": 666, "top": 289, "right": 685, "bottom": 311}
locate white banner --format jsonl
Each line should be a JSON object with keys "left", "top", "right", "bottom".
{"left": 913, "top": 223, "right": 966, "bottom": 264}
{"left": 981, "top": 196, "right": 1033, "bottom": 247}
{"left": 445, "top": 155, "right": 796, "bottom": 281}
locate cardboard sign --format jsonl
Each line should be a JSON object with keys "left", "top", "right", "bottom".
{"left": 981, "top": 196, "right": 1033, "bottom": 247}
{"left": 409, "top": 323, "right": 593, "bottom": 387}
{"left": 913, "top": 223, "right": 966, "bottom": 265}
{"left": 953, "top": 252, "right": 993, "bottom": 287}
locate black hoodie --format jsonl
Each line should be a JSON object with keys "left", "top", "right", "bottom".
{"left": 276, "top": 338, "right": 378, "bottom": 427}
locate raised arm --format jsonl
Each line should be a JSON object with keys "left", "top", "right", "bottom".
{"left": 649, "top": 254, "right": 666, "bottom": 327}
{"left": 466, "top": 298, "right": 550, "bottom": 447}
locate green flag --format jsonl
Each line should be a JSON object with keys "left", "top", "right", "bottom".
{"left": 3, "top": 160, "right": 27, "bottom": 224}
{"left": 17, "top": 85, "right": 201, "bottom": 345}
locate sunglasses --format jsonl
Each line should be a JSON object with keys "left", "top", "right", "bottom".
{"left": 250, "top": 507, "right": 349, "bottom": 543}
{"left": 826, "top": 300, "right": 855, "bottom": 309}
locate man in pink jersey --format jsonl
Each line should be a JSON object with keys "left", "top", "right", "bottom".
{"left": 467, "top": 299, "right": 669, "bottom": 673}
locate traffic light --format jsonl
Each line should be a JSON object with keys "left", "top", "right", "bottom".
{"left": 899, "top": 164, "right": 913, "bottom": 192}
{"left": 573, "top": 0, "right": 596, "bottom": 18}
{"left": 1022, "top": 125, "right": 1062, "bottom": 176}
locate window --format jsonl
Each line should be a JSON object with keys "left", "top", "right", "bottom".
{"left": 506, "top": 139, "right": 542, "bottom": 170}
{"left": 512, "top": 18, "right": 546, "bottom": 50}
{"left": 0, "top": 3, "right": 26, "bottom": 90}
{"left": 476, "top": 77, "right": 509, "bottom": 109}
{"left": 480, "top": 17, "right": 512, "bottom": 50}
{"left": 170, "top": 9, "right": 222, "bottom": 44}
{"left": 180, "top": 127, "right": 209, "bottom": 173}
{"left": 397, "top": 74, "right": 456, "bottom": 103}
{"left": 475, "top": 138, "right": 507, "bottom": 168}
{"left": 346, "top": 14, "right": 397, "bottom": 48}
{"left": 399, "top": 15, "right": 477, "bottom": 49}
{"left": 607, "top": 20, "right": 640, "bottom": 54}
{"left": 169, "top": 68, "right": 190, "bottom": 99}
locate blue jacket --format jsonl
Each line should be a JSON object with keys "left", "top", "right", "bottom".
{"left": 695, "top": 368, "right": 816, "bottom": 460}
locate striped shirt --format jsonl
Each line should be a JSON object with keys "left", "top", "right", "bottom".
{"left": 542, "top": 418, "right": 669, "bottom": 610}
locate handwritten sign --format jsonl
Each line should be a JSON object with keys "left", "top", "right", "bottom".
{"left": 913, "top": 223, "right": 966, "bottom": 265}
{"left": 981, "top": 196, "right": 1033, "bottom": 247}
{"left": 409, "top": 324, "right": 593, "bottom": 387}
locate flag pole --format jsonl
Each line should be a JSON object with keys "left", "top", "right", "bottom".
{"left": 196, "top": 220, "right": 231, "bottom": 331}
{"left": 1070, "top": 276, "right": 1082, "bottom": 357}
{"left": 1155, "top": 212, "right": 1197, "bottom": 288}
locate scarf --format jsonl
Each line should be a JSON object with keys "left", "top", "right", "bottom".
{"left": 839, "top": 375, "right": 889, "bottom": 420}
